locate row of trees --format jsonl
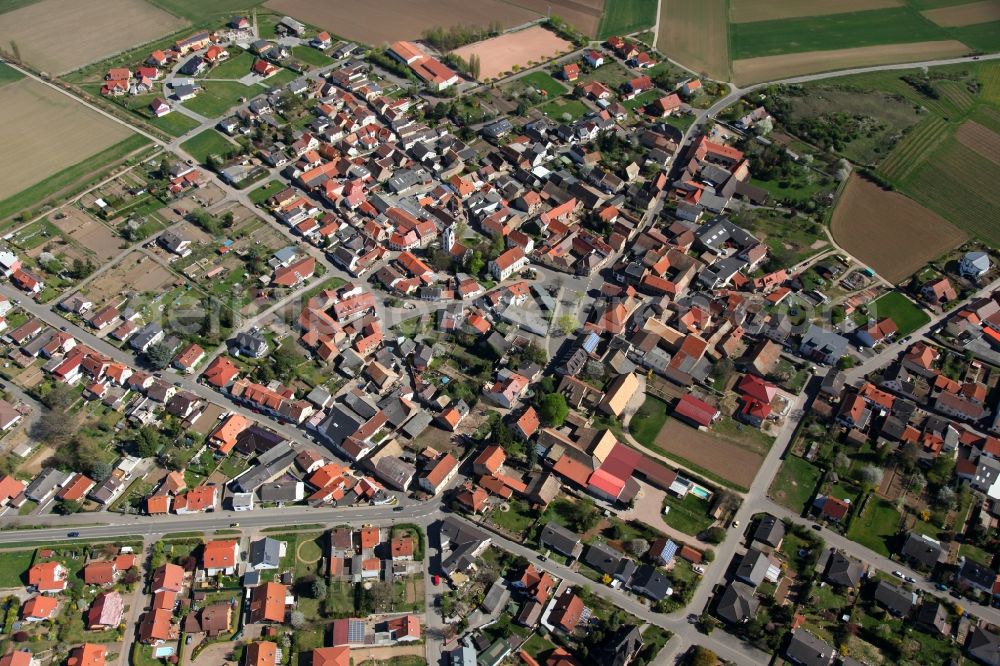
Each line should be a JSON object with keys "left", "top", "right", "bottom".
{"left": 422, "top": 22, "right": 502, "bottom": 52}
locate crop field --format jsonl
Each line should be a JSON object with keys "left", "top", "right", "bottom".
{"left": 878, "top": 116, "right": 950, "bottom": 182}
{"left": 956, "top": 119, "right": 1000, "bottom": 163}
{"left": 898, "top": 136, "right": 1000, "bottom": 245}
{"left": 148, "top": 0, "right": 265, "bottom": 23}
{"left": 730, "top": 0, "right": 903, "bottom": 24}
{"left": 0, "top": 0, "right": 188, "bottom": 75}
{"left": 0, "top": 77, "right": 134, "bottom": 201}
{"left": 732, "top": 41, "right": 968, "bottom": 85}
{"left": 921, "top": 0, "right": 1000, "bottom": 26}
{"left": 949, "top": 19, "right": 1000, "bottom": 50}
{"left": 264, "top": 0, "right": 540, "bottom": 45}
{"left": 596, "top": 0, "right": 658, "bottom": 39}
{"left": 507, "top": 0, "right": 606, "bottom": 36}
{"left": 653, "top": 419, "right": 763, "bottom": 489}
{"left": 657, "top": 0, "right": 729, "bottom": 80}
{"left": 831, "top": 175, "right": 967, "bottom": 283}
{"left": 730, "top": 8, "right": 949, "bottom": 60}
{"left": 452, "top": 26, "right": 573, "bottom": 81}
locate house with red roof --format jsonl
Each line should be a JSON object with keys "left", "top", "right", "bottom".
{"left": 562, "top": 63, "right": 580, "bottom": 81}
{"left": 456, "top": 484, "right": 488, "bottom": 513}
{"left": 816, "top": 495, "right": 851, "bottom": 522}
{"left": 28, "top": 561, "right": 67, "bottom": 593}
{"left": 419, "top": 453, "right": 458, "bottom": 495}
{"left": 550, "top": 588, "right": 584, "bottom": 632}
{"left": 21, "top": 595, "right": 58, "bottom": 622}
{"left": 67, "top": 643, "right": 106, "bottom": 666}
{"left": 473, "top": 445, "right": 505, "bottom": 477}
{"left": 515, "top": 406, "right": 540, "bottom": 439}
{"left": 202, "top": 355, "right": 240, "bottom": 388}
{"left": 202, "top": 540, "right": 239, "bottom": 575}
{"left": 673, "top": 394, "right": 720, "bottom": 429}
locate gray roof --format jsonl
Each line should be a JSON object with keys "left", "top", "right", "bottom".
{"left": 967, "top": 627, "right": 1000, "bottom": 666}
{"left": 716, "top": 581, "right": 758, "bottom": 624}
{"left": 584, "top": 541, "right": 624, "bottom": 576}
{"left": 438, "top": 517, "right": 490, "bottom": 575}
{"left": 249, "top": 537, "right": 282, "bottom": 569}
{"left": 539, "top": 522, "right": 581, "bottom": 557}
{"left": 372, "top": 456, "right": 415, "bottom": 491}
{"left": 824, "top": 551, "right": 864, "bottom": 588}
{"left": 630, "top": 563, "right": 670, "bottom": 600}
{"left": 736, "top": 548, "right": 772, "bottom": 587}
{"left": 481, "top": 580, "right": 509, "bottom": 613}
{"left": 900, "top": 532, "right": 944, "bottom": 570}
{"left": 752, "top": 514, "right": 785, "bottom": 548}
{"left": 785, "top": 629, "right": 835, "bottom": 666}
{"left": 873, "top": 580, "right": 916, "bottom": 616}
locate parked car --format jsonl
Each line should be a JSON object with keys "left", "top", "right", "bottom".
{"left": 892, "top": 571, "right": 904, "bottom": 578}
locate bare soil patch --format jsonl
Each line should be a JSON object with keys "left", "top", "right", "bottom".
{"left": 190, "top": 403, "right": 225, "bottom": 436}
{"left": 82, "top": 250, "right": 174, "bottom": 308}
{"left": 453, "top": 26, "right": 573, "bottom": 80}
{"left": 51, "top": 209, "right": 123, "bottom": 263}
{"left": 656, "top": 419, "right": 763, "bottom": 488}
{"left": 0, "top": 0, "right": 188, "bottom": 75}
{"left": 956, "top": 119, "right": 1000, "bottom": 165}
{"left": 265, "top": 0, "right": 540, "bottom": 45}
{"left": 657, "top": 0, "right": 730, "bottom": 80}
{"left": 922, "top": 0, "right": 1000, "bottom": 27}
{"left": 0, "top": 79, "right": 132, "bottom": 201}
{"left": 831, "top": 174, "right": 967, "bottom": 284}
{"left": 453, "top": 25, "right": 573, "bottom": 81}
{"left": 731, "top": 0, "right": 902, "bottom": 23}
{"left": 505, "top": 0, "right": 605, "bottom": 36}
{"left": 732, "top": 40, "right": 970, "bottom": 85}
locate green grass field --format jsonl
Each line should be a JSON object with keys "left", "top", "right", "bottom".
{"left": 183, "top": 81, "right": 256, "bottom": 117}
{"left": 0, "top": 134, "right": 151, "bottom": 221}
{"left": 292, "top": 45, "right": 334, "bottom": 68}
{"left": 846, "top": 497, "right": 900, "bottom": 556}
{"left": 262, "top": 68, "right": 298, "bottom": 89}
{"left": 519, "top": 71, "right": 568, "bottom": 97}
{"left": 869, "top": 291, "right": 930, "bottom": 336}
{"left": 147, "top": 0, "right": 265, "bottom": 22}
{"left": 769, "top": 455, "right": 822, "bottom": 512}
{"left": 0, "top": 62, "right": 24, "bottom": 87}
{"left": 538, "top": 97, "right": 589, "bottom": 121}
{"left": 206, "top": 49, "right": 256, "bottom": 79}
{"left": 597, "top": 0, "right": 659, "bottom": 40}
{"left": 731, "top": 7, "right": 948, "bottom": 60}
{"left": 181, "top": 129, "right": 236, "bottom": 163}
{"left": 949, "top": 21, "right": 1000, "bottom": 52}
{"left": 0, "top": 550, "right": 35, "bottom": 587}
{"left": 878, "top": 116, "right": 949, "bottom": 182}
{"left": 248, "top": 179, "right": 285, "bottom": 204}
{"left": 629, "top": 395, "right": 669, "bottom": 447}
{"left": 143, "top": 109, "right": 201, "bottom": 137}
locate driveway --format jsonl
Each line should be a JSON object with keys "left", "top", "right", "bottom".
{"left": 619, "top": 480, "right": 710, "bottom": 548}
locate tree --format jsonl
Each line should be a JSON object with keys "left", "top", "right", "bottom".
{"left": 936, "top": 486, "right": 956, "bottom": 509}
{"left": 538, "top": 392, "right": 568, "bottom": 427}
{"left": 467, "top": 250, "right": 484, "bottom": 277}
{"left": 710, "top": 358, "right": 734, "bottom": 387}
{"left": 133, "top": 427, "right": 165, "bottom": 458}
{"left": 927, "top": 457, "right": 955, "bottom": 487}
{"left": 569, "top": 498, "right": 600, "bottom": 532}
{"left": 469, "top": 53, "right": 481, "bottom": 80}
{"left": 556, "top": 314, "right": 579, "bottom": 337}
{"left": 857, "top": 465, "right": 883, "bottom": 489}
{"left": 289, "top": 611, "right": 305, "bottom": 628}
{"left": 701, "top": 526, "right": 726, "bottom": 544}
{"left": 311, "top": 579, "right": 327, "bottom": 599}
{"left": 145, "top": 342, "right": 175, "bottom": 370}
{"left": 626, "top": 539, "right": 649, "bottom": 557}
{"left": 834, "top": 452, "right": 852, "bottom": 472}
{"left": 90, "top": 461, "right": 113, "bottom": 482}
{"left": 688, "top": 646, "right": 719, "bottom": 666}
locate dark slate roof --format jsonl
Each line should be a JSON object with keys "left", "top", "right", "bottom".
{"left": 539, "top": 522, "right": 581, "bottom": 557}
{"left": 785, "top": 629, "right": 835, "bottom": 666}
{"left": 873, "top": 580, "right": 916, "bottom": 616}
{"left": 716, "top": 581, "right": 758, "bottom": 625}
{"left": 824, "top": 551, "right": 864, "bottom": 588}
{"left": 752, "top": 514, "right": 785, "bottom": 548}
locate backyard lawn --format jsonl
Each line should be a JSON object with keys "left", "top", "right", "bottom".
{"left": 181, "top": 129, "right": 237, "bottom": 163}
{"left": 292, "top": 45, "right": 334, "bottom": 68}
{"left": 0, "top": 550, "right": 35, "bottom": 587}
{"left": 769, "top": 455, "right": 822, "bottom": 511}
{"left": 206, "top": 49, "right": 256, "bottom": 79}
{"left": 868, "top": 291, "right": 930, "bottom": 336}
{"left": 661, "top": 493, "right": 714, "bottom": 536}
{"left": 629, "top": 395, "right": 668, "bottom": 447}
{"left": 491, "top": 499, "right": 537, "bottom": 536}
{"left": 847, "top": 498, "right": 901, "bottom": 556}
{"left": 184, "top": 81, "right": 257, "bottom": 117}
{"left": 249, "top": 179, "right": 286, "bottom": 204}
{"left": 519, "top": 71, "right": 568, "bottom": 98}
{"left": 538, "top": 98, "right": 589, "bottom": 121}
